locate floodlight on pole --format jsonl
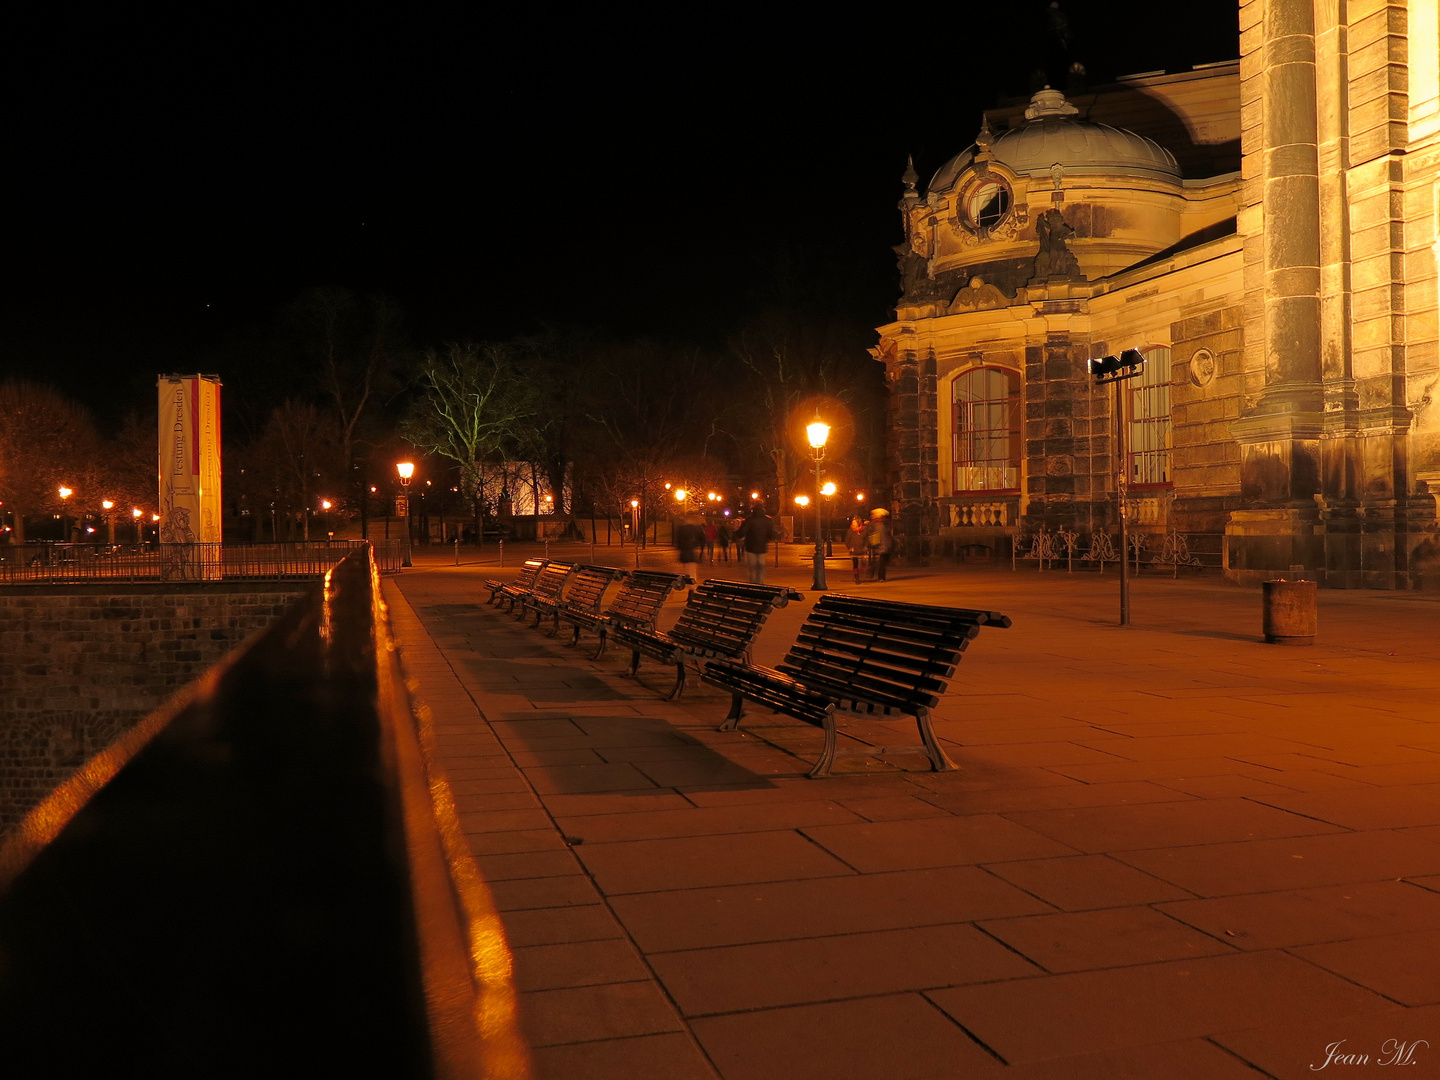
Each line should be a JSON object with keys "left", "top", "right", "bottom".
{"left": 1087, "top": 349, "right": 1147, "bottom": 626}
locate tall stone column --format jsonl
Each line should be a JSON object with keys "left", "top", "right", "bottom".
{"left": 1226, "top": 0, "right": 1326, "bottom": 580}
{"left": 1313, "top": 1, "right": 1364, "bottom": 584}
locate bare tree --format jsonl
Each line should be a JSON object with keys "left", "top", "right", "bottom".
{"left": 401, "top": 343, "right": 535, "bottom": 544}
{"left": 235, "top": 400, "right": 344, "bottom": 540}
{"left": 0, "top": 380, "right": 103, "bottom": 544}
{"left": 729, "top": 312, "right": 865, "bottom": 509}
{"left": 290, "top": 287, "right": 404, "bottom": 526}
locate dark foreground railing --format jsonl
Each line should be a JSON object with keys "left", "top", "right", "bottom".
{"left": 0, "top": 548, "right": 529, "bottom": 1078}
{"left": 0, "top": 539, "right": 404, "bottom": 583}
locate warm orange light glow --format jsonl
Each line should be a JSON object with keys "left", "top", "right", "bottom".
{"left": 151, "top": 513, "right": 161, "bottom": 522}
{"left": 321, "top": 499, "right": 332, "bottom": 510}
{"left": 101, "top": 499, "right": 114, "bottom": 510}
{"left": 57, "top": 487, "right": 72, "bottom": 500}
{"left": 750, "top": 491, "right": 761, "bottom": 500}
{"left": 794, "top": 495, "right": 810, "bottom": 507}
{"left": 674, "top": 489, "right": 687, "bottom": 502}
{"left": 664, "top": 482, "right": 672, "bottom": 489}
{"left": 132, "top": 508, "right": 143, "bottom": 518}
{"left": 856, "top": 492, "right": 865, "bottom": 501}
{"left": 821, "top": 482, "right": 836, "bottom": 496}
{"left": 806, "top": 420, "right": 830, "bottom": 449}
{"left": 397, "top": 462, "right": 415, "bottom": 480}
{"left": 630, "top": 499, "right": 639, "bottom": 508}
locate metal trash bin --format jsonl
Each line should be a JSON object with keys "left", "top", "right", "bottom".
{"left": 1262, "top": 578, "right": 1317, "bottom": 645}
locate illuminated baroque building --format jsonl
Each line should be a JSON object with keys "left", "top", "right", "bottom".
{"left": 875, "top": 0, "right": 1440, "bottom": 586}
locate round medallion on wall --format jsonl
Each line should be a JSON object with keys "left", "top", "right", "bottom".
{"left": 1188, "top": 348, "right": 1216, "bottom": 388}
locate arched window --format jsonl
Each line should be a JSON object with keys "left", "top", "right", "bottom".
{"left": 1129, "top": 347, "right": 1171, "bottom": 486}
{"left": 953, "top": 367, "right": 1020, "bottom": 492}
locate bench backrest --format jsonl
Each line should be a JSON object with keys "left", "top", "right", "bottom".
{"left": 776, "top": 594, "right": 1011, "bottom": 715}
{"left": 605, "top": 570, "right": 690, "bottom": 628}
{"left": 669, "top": 580, "right": 804, "bottom": 657}
{"left": 531, "top": 561, "right": 576, "bottom": 602}
{"left": 510, "top": 559, "right": 547, "bottom": 589}
{"left": 562, "top": 565, "right": 626, "bottom": 614}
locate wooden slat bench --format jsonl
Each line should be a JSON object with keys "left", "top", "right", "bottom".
{"left": 559, "top": 569, "right": 691, "bottom": 660}
{"left": 702, "top": 594, "right": 1010, "bottom": 778}
{"left": 530, "top": 563, "right": 626, "bottom": 638}
{"left": 485, "top": 558, "right": 546, "bottom": 612}
{"left": 517, "top": 560, "right": 576, "bottom": 624}
{"left": 611, "top": 579, "right": 803, "bottom": 700}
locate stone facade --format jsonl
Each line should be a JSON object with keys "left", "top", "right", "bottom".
{"left": 0, "top": 583, "right": 310, "bottom": 832}
{"left": 876, "top": 1, "right": 1440, "bottom": 587}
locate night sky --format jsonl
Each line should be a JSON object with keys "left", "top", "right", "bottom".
{"left": 6, "top": 3, "right": 1239, "bottom": 427}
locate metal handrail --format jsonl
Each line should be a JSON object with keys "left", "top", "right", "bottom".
{"left": 0, "top": 539, "right": 404, "bottom": 583}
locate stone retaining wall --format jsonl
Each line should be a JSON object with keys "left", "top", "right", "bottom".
{"left": 0, "top": 583, "right": 312, "bottom": 833}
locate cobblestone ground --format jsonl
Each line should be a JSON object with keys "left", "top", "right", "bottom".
{"left": 386, "top": 542, "right": 1440, "bottom": 1080}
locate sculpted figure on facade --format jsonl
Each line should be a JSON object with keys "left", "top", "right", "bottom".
{"left": 948, "top": 276, "right": 1010, "bottom": 312}
{"left": 1029, "top": 208, "right": 1081, "bottom": 282}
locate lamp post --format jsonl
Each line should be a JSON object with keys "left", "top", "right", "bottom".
{"left": 1088, "top": 349, "right": 1146, "bottom": 626}
{"left": 58, "top": 487, "right": 73, "bottom": 543}
{"left": 820, "top": 482, "right": 836, "bottom": 557}
{"left": 397, "top": 462, "right": 414, "bottom": 568}
{"left": 629, "top": 499, "right": 640, "bottom": 567}
{"left": 101, "top": 499, "right": 115, "bottom": 546}
{"left": 806, "top": 418, "right": 830, "bottom": 590}
{"left": 132, "top": 508, "right": 143, "bottom": 546}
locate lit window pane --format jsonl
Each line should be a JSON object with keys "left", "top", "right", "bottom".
{"left": 953, "top": 367, "right": 1020, "bottom": 492}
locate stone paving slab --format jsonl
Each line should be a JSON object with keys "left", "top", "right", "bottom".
{"left": 384, "top": 545, "right": 1440, "bottom": 1078}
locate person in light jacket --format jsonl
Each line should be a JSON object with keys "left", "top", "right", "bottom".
{"left": 866, "top": 508, "right": 894, "bottom": 582}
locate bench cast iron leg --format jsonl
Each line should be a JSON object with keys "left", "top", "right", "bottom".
{"left": 591, "top": 629, "right": 608, "bottom": 661}
{"left": 915, "top": 708, "right": 958, "bottom": 772}
{"left": 623, "top": 649, "right": 640, "bottom": 678}
{"left": 566, "top": 623, "right": 581, "bottom": 648}
{"left": 807, "top": 705, "right": 840, "bottom": 779}
{"left": 718, "top": 693, "right": 745, "bottom": 731}
{"left": 666, "top": 661, "right": 686, "bottom": 701}
{"left": 546, "top": 611, "right": 560, "bottom": 636}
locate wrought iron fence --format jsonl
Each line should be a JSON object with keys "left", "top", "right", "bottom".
{"left": 0, "top": 540, "right": 403, "bottom": 584}
{"left": 1012, "top": 529, "right": 1219, "bottom": 575}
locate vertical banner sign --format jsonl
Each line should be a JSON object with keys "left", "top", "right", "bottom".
{"left": 158, "top": 374, "right": 223, "bottom": 580}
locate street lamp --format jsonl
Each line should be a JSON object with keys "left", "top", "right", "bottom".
{"left": 629, "top": 498, "right": 640, "bottom": 566}
{"left": 58, "top": 487, "right": 73, "bottom": 543}
{"left": 1088, "top": 348, "right": 1146, "bottom": 626}
{"left": 101, "top": 500, "right": 115, "bottom": 546}
{"left": 397, "top": 462, "right": 415, "bottom": 568}
{"left": 132, "top": 507, "right": 143, "bottom": 545}
{"left": 806, "top": 417, "right": 830, "bottom": 590}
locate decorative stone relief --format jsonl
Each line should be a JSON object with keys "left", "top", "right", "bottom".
{"left": 1188, "top": 348, "right": 1217, "bottom": 388}
{"left": 947, "top": 277, "right": 1012, "bottom": 313}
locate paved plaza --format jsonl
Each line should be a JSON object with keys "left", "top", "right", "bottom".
{"left": 383, "top": 542, "right": 1440, "bottom": 1079}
